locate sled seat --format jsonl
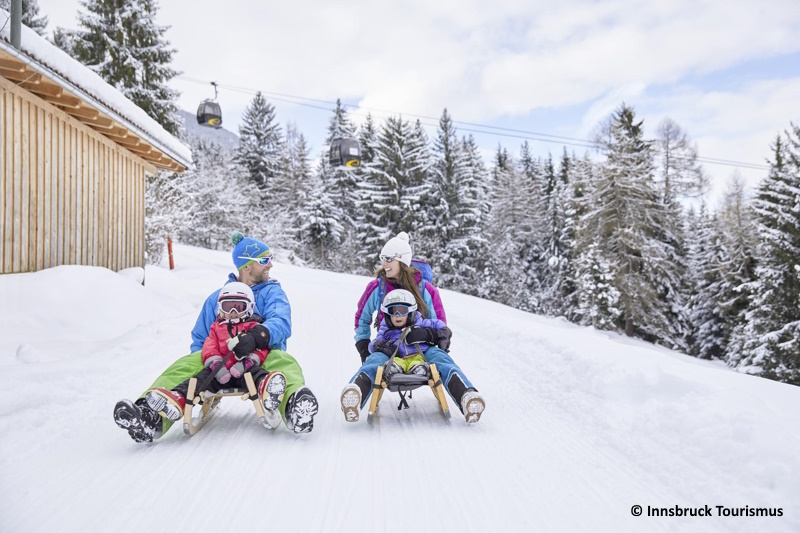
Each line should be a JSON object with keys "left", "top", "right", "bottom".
{"left": 367, "top": 363, "right": 450, "bottom": 422}
{"left": 386, "top": 373, "right": 429, "bottom": 391}
{"left": 183, "top": 372, "right": 277, "bottom": 435}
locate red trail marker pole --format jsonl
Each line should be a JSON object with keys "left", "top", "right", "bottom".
{"left": 168, "top": 237, "right": 175, "bottom": 270}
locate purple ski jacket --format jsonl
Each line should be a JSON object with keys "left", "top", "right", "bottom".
{"left": 369, "top": 313, "right": 447, "bottom": 357}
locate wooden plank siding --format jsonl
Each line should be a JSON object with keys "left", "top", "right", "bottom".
{"left": 0, "top": 76, "right": 150, "bottom": 274}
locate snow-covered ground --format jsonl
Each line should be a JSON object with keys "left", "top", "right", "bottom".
{"left": 1, "top": 244, "right": 798, "bottom": 533}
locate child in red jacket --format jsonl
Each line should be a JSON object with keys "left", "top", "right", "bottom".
{"left": 144, "top": 282, "right": 285, "bottom": 427}
{"left": 201, "top": 283, "right": 270, "bottom": 384}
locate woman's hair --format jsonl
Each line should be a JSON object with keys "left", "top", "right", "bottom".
{"left": 373, "top": 263, "right": 430, "bottom": 318}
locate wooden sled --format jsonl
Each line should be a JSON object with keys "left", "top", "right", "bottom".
{"left": 182, "top": 372, "right": 279, "bottom": 435}
{"left": 367, "top": 362, "right": 451, "bottom": 423}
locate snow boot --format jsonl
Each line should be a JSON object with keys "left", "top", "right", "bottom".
{"left": 340, "top": 384, "right": 362, "bottom": 422}
{"left": 286, "top": 387, "right": 318, "bottom": 433}
{"left": 408, "top": 361, "right": 430, "bottom": 377}
{"left": 257, "top": 371, "right": 286, "bottom": 428}
{"left": 113, "top": 398, "right": 163, "bottom": 443}
{"left": 460, "top": 391, "right": 485, "bottom": 424}
{"left": 145, "top": 387, "right": 186, "bottom": 422}
{"left": 383, "top": 360, "right": 403, "bottom": 381}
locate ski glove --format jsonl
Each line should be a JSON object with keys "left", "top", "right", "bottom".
{"left": 204, "top": 355, "right": 232, "bottom": 385}
{"left": 436, "top": 326, "right": 453, "bottom": 352}
{"left": 405, "top": 327, "right": 437, "bottom": 345}
{"left": 230, "top": 354, "right": 260, "bottom": 379}
{"left": 232, "top": 325, "right": 271, "bottom": 358}
{"left": 371, "top": 339, "right": 396, "bottom": 357}
{"left": 356, "top": 339, "right": 371, "bottom": 363}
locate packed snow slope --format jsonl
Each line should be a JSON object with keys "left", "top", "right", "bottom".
{"left": 1, "top": 244, "right": 798, "bottom": 533}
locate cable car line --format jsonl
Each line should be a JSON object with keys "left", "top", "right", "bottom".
{"left": 179, "top": 76, "right": 771, "bottom": 172}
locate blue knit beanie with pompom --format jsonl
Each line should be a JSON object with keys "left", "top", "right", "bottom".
{"left": 231, "top": 232, "right": 271, "bottom": 270}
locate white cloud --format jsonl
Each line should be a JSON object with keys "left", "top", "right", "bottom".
{"left": 34, "top": 0, "right": 800, "bottom": 200}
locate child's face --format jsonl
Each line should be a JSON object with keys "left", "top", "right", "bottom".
{"left": 390, "top": 312, "right": 408, "bottom": 327}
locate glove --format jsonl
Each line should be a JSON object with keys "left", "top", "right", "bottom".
{"left": 371, "top": 339, "right": 396, "bottom": 357}
{"left": 205, "top": 355, "right": 231, "bottom": 385}
{"left": 230, "top": 354, "right": 260, "bottom": 379}
{"left": 356, "top": 339, "right": 371, "bottom": 364}
{"left": 232, "top": 325, "right": 271, "bottom": 358}
{"left": 405, "top": 327, "right": 437, "bottom": 345}
{"left": 436, "top": 326, "right": 452, "bottom": 351}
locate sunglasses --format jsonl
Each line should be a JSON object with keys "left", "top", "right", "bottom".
{"left": 238, "top": 255, "right": 272, "bottom": 266}
{"left": 219, "top": 299, "right": 249, "bottom": 314}
{"left": 385, "top": 304, "right": 411, "bottom": 317}
{"left": 379, "top": 254, "right": 402, "bottom": 263}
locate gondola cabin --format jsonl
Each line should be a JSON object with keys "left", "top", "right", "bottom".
{"left": 329, "top": 137, "right": 361, "bottom": 168}
{"left": 197, "top": 100, "right": 222, "bottom": 128}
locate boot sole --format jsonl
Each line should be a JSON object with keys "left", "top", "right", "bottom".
{"left": 145, "top": 390, "right": 183, "bottom": 421}
{"left": 262, "top": 373, "right": 287, "bottom": 412}
{"left": 340, "top": 388, "right": 361, "bottom": 422}
{"left": 464, "top": 397, "right": 485, "bottom": 424}
{"left": 113, "top": 400, "right": 154, "bottom": 443}
{"left": 290, "top": 391, "right": 319, "bottom": 433}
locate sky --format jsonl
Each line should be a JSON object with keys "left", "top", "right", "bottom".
{"left": 30, "top": 0, "right": 800, "bottom": 206}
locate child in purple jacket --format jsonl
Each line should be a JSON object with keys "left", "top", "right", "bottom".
{"left": 369, "top": 288, "right": 450, "bottom": 380}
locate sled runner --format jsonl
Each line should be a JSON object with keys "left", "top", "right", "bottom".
{"left": 367, "top": 362, "right": 451, "bottom": 422}
{"left": 183, "top": 372, "right": 278, "bottom": 435}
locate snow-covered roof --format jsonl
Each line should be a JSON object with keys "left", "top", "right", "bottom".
{"left": 0, "top": 10, "right": 191, "bottom": 170}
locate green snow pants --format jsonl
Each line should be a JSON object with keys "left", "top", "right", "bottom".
{"left": 140, "top": 349, "right": 306, "bottom": 436}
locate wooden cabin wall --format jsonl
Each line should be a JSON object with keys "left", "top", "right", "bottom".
{"left": 1, "top": 76, "right": 147, "bottom": 274}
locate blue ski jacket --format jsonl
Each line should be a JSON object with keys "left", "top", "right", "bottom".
{"left": 190, "top": 273, "right": 291, "bottom": 353}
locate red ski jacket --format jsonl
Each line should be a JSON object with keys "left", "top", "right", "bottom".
{"left": 201, "top": 318, "right": 270, "bottom": 369}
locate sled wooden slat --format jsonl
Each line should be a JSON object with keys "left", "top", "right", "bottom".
{"left": 367, "top": 366, "right": 384, "bottom": 423}
{"left": 430, "top": 364, "right": 451, "bottom": 419}
{"left": 182, "top": 373, "right": 274, "bottom": 436}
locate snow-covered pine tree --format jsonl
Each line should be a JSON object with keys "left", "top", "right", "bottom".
{"left": 403, "top": 119, "right": 434, "bottom": 259}
{"left": 300, "top": 158, "right": 344, "bottom": 266}
{"left": 456, "top": 134, "right": 490, "bottom": 296}
{"left": 428, "top": 108, "right": 461, "bottom": 284}
{"left": 730, "top": 128, "right": 800, "bottom": 384}
{"left": 367, "top": 116, "right": 431, "bottom": 258}
{"left": 569, "top": 152, "right": 600, "bottom": 323}
{"left": 484, "top": 147, "right": 536, "bottom": 309}
{"left": 690, "top": 175, "right": 757, "bottom": 360}
{"left": 1, "top": 0, "right": 47, "bottom": 35}
{"left": 589, "top": 103, "right": 671, "bottom": 339}
{"left": 685, "top": 204, "right": 724, "bottom": 358}
{"left": 354, "top": 113, "right": 391, "bottom": 272}
{"left": 144, "top": 170, "right": 184, "bottom": 264}
{"left": 540, "top": 150, "right": 576, "bottom": 317}
{"left": 236, "top": 92, "right": 284, "bottom": 192}
{"left": 323, "top": 100, "right": 361, "bottom": 272}
{"left": 275, "top": 124, "right": 313, "bottom": 255}
{"left": 652, "top": 164, "right": 692, "bottom": 351}
{"left": 715, "top": 174, "right": 758, "bottom": 355}
{"left": 516, "top": 142, "right": 546, "bottom": 309}
{"left": 427, "top": 110, "right": 487, "bottom": 292}
{"left": 55, "top": 0, "right": 181, "bottom": 134}
{"left": 174, "top": 139, "right": 248, "bottom": 250}
{"left": 573, "top": 241, "right": 622, "bottom": 329}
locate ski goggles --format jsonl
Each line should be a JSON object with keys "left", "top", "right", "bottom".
{"left": 379, "top": 254, "right": 402, "bottom": 263}
{"left": 385, "top": 304, "right": 412, "bottom": 317}
{"left": 219, "top": 299, "right": 250, "bottom": 314}
{"left": 238, "top": 255, "right": 272, "bottom": 266}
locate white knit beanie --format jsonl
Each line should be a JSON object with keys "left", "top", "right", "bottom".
{"left": 381, "top": 232, "right": 413, "bottom": 266}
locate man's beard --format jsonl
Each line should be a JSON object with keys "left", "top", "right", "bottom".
{"left": 253, "top": 269, "right": 270, "bottom": 284}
